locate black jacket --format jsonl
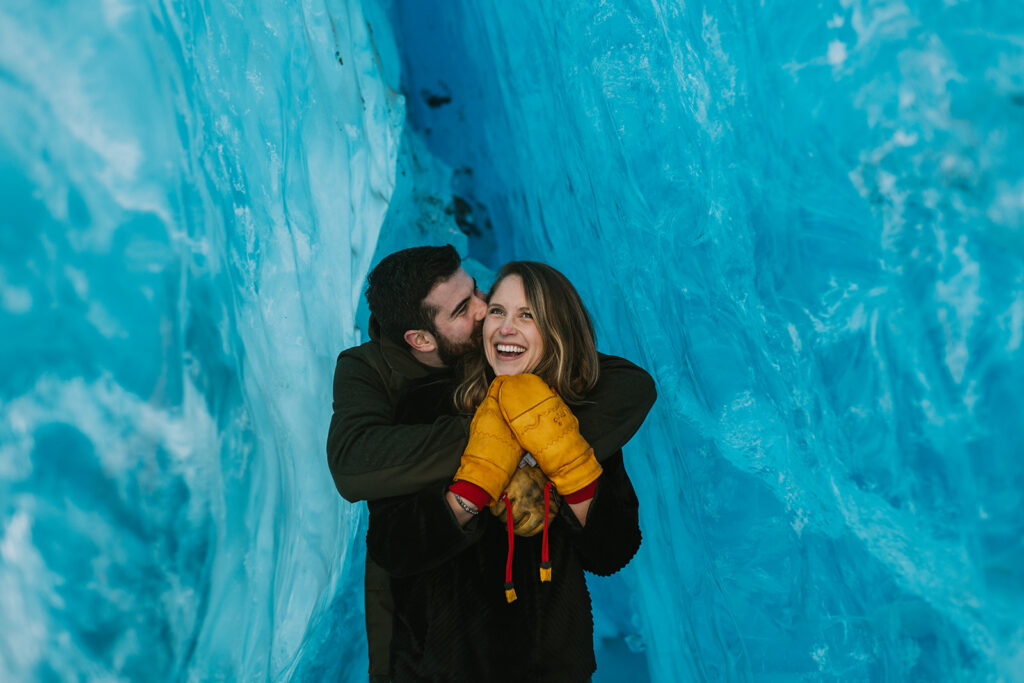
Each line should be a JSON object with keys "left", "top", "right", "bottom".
{"left": 367, "top": 452, "right": 641, "bottom": 683}
{"left": 365, "top": 373, "right": 642, "bottom": 682}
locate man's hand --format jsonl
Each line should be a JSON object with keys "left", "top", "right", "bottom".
{"left": 488, "top": 465, "right": 560, "bottom": 536}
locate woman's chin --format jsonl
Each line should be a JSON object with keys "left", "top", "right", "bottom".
{"left": 489, "top": 360, "right": 539, "bottom": 377}
{"left": 489, "top": 358, "right": 522, "bottom": 376}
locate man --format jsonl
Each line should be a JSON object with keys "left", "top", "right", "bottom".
{"left": 327, "top": 244, "right": 655, "bottom": 682}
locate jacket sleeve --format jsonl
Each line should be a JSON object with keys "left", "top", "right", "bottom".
{"left": 575, "top": 355, "right": 657, "bottom": 464}
{"left": 366, "top": 482, "right": 485, "bottom": 577}
{"left": 327, "top": 352, "right": 471, "bottom": 502}
{"left": 560, "top": 451, "right": 641, "bottom": 576}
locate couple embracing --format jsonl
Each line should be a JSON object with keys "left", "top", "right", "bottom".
{"left": 327, "top": 245, "right": 656, "bottom": 682}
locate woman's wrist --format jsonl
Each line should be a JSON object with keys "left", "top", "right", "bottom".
{"left": 446, "top": 490, "right": 477, "bottom": 527}
{"left": 563, "top": 479, "right": 598, "bottom": 504}
{"left": 452, "top": 493, "right": 480, "bottom": 515}
{"left": 449, "top": 480, "right": 491, "bottom": 509}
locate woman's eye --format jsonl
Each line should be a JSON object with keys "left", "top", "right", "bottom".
{"left": 521, "top": 311, "right": 533, "bottom": 319}
{"left": 488, "top": 307, "right": 502, "bottom": 315}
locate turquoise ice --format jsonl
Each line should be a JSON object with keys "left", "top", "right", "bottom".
{"left": 1, "top": 0, "right": 1022, "bottom": 680}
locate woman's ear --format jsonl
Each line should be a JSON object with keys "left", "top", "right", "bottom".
{"left": 403, "top": 329, "right": 437, "bottom": 353}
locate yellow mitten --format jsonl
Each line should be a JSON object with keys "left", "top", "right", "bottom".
{"left": 453, "top": 376, "right": 524, "bottom": 502}
{"left": 496, "top": 374, "right": 602, "bottom": 496}
{"left": 489, "top": 465, "right": 561, "bottom": 537}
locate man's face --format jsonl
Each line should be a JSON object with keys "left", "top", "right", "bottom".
{"left": 422, "top": 267, "right": 487, "bottom": 365}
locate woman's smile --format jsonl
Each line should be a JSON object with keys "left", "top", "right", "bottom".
{"left": 495, "top": 343, "right": 526, "bottom": 359}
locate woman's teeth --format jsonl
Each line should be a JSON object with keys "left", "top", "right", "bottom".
{"left": 496, "top": 343, "right": 525, "bottom": 358}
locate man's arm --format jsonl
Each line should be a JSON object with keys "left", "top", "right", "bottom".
{"left": 559, "top": 450, "right": 642, "bottom": 576}
{"left": 366, "top": 483, "right": 485, "bottom": 577}
{"left": 574, "top": 354, "right": 657, "bottom": 463}
{"left": 327, "top": 352, "right": 470, "bottom": 502}
{"left": 327, "top": 351, "right": 654, "bottom": 502}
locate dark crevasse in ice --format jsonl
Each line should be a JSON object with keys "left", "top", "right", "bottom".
{"left": 1, "top": 0, "right": 1022, "bottom": 681}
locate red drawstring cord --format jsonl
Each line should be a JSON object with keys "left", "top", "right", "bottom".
{"left": 503, "top": 483, "right": 555, "bottom": 599}
{"left": 540, "top": 481, "right": 552, "bottom": 582}
{"left": 502, "top": 492, "right": 517, "bottom": 603}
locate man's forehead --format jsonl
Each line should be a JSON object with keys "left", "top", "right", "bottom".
{"left": 424, "top": 267, "right": 472, "bottom": 310}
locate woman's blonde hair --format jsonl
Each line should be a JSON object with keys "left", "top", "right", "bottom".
{"left": 454, "top": 261, "right": 600, "bottom": 412}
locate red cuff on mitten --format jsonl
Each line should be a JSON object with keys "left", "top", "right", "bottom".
{"left": 563, "top": 479, "right": 598, "bottom": 504}
{"left": 449, "top": 480, "right": 491, "bottom": 509}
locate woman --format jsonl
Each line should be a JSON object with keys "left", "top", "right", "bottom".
{"left": 367, "top": 262, "right": 644, "bottom": 683}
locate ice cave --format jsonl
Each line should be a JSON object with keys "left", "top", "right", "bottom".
{"left": 2, "top": 0, "right": 1022, "bottom": 680}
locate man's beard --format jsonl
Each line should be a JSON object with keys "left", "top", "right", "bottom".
{"left": 435, "top": 321, "right": 483, "bottom": 368}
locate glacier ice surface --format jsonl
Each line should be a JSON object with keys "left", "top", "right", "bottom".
{"left": 2, "top": 0, "right": 1023, "bottom": 680}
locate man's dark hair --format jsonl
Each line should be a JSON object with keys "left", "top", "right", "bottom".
{"left": 366, "top": 244, "right": 462, "bottom": 346}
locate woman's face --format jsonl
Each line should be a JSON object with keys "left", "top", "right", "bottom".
{"left": 483, "top": 274, "right": 544, "bottom": 376}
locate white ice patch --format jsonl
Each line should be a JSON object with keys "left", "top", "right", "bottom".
{"left": 1, "top": 284, "right": 32, "bottom": 314}
{"left": 0, "top": 510, "right": 56, "bottom": 678}
{"left": 827, "top": 40, "right": 848, "bottom": 67}
{"left": 86, "top": 301, "right": 128, "bottom": 339}
{"left": 787, "top": 323, "right": 802, "bottom": 353}
{"left": 987, "top": 180, "right": 1024, "bottom": 229}
{"left": 1004, "top": 292, "right": 1024, "bottom": 353}
{"left": 892, "top": 129, "right": 918, "bottom": 147}
{"left": 934, "top": 236, "right": 981, "bottom": 384}
{"left": 812, "top": 643, "right": 829, "bottom": 670}
{"left": 101, "top": 0, "right": 133, "bottom": 26}
{"left": 246, "top": 70, "right": 265, "bottom": 96}
{"left": 64, "top": 265, "right": 89, "bottom": 300}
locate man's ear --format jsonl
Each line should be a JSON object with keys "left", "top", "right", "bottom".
{"left": 403, "top": 329, "right": 437, "bottom": 354}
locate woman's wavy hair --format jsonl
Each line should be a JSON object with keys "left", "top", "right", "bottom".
{"left": 454, "top": 261, "right": 600, "bottom": 412}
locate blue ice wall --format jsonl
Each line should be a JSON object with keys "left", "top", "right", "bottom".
{"left": 390, "top": 1, "right": 1024, "bottom": 681}
{"left": 2, "top": 0, "right": 1023, "bottom": 682}
{"left": 1, "top": 0, "right": 405, "bottom": 679}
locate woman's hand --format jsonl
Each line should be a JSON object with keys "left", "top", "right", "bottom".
{"left": 452, "top": 376, "right": 524, "bottom": 502}
{"left": 495, "top": 373, "right": 602, "bottom": 496}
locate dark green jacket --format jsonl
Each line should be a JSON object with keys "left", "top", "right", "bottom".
{"left": 326, "top": 318, "right": 657, "bottom": 679}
